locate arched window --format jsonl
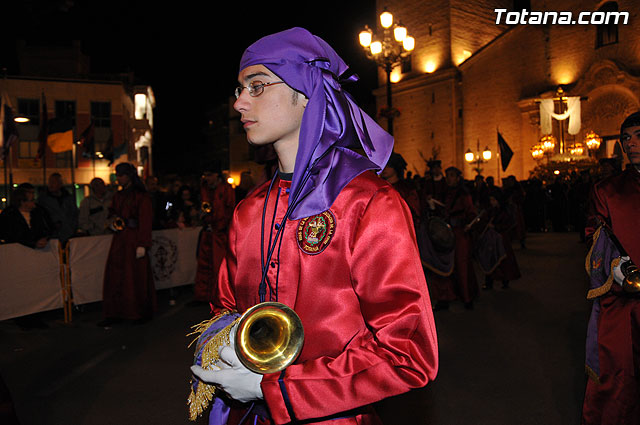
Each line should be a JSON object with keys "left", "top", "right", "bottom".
{"left": 596, "top": 2, "right": 619, "bottom": 48}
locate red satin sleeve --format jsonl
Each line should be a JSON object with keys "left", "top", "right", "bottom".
{"left": 214, "top": 206, "right": 238, "bottom": 312}
{"left": 260, "top": 185, "right": 438, "bottom": 424}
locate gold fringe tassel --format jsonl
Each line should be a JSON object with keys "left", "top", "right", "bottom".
{"left": 186, "top": 310, "right": 240, "bottom": 421}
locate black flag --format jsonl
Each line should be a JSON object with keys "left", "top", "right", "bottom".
{"left": 497, "top": 131, "right": 513, "bottom": 172}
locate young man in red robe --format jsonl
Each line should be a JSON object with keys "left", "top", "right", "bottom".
{"left": 193, "top": 162, "right": 235, "bottom": 304}
{"left": 99, "top": 162, "right": 156, "bottom": 326}
{"left": 582, "top": 111, "right": 640, "bottom": 425}
{"left": 190, "top": 27, "right": 438, "bottom": 425}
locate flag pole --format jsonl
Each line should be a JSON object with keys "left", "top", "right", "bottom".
{"left": 41, "top": 92, "right": 47, "bottom": 188}
{"left": 1, "top": 93, "right": 6, "bottom": 205}
{"left": 497, "top": 127, "right": 501, "bottom": 184}
{"left": 71, "top": 142, "right": 77, "bottom": 205}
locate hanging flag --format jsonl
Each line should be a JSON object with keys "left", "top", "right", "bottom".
{"left": 103, "top": 131, "right": 127, "bottom": 165}
{"left": 1, "top": 103, "right": 19, "bottom": 161}
{"left": 497, "top": 131, "right": 513, "bottom": 172}
{"left": 78, "top": 121, "right": 95, "bottom": 158}
{"left": 47, "top": 116, "right": 73, "bottom": 153}
{"left": 36, "top": 93, "right": 48, "bottom": 160}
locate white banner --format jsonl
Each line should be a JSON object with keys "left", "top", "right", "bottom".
{"left": 1, "top": 227, "right": 202, "bottom": 320}
{"left": 0, "top": 240, "right": 63, "bottom": 321}
{"left": 68, "top": 234, "right": 113, "bottom": 305}
{"left": 150, "top": 227, "right": 201, "bottom": 290}
{"left": 68, "top": 227, "right": 201, "bottom": 305}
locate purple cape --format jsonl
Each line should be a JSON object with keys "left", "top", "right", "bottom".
{"left": 239, "top": 27, "right": 394, "bottom": 220}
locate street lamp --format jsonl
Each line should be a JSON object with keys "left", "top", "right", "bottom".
{"left": 465, "top": 139, "right": 492, "bottom": 175}
{"left": 359, "top": 8, "right": 415, "bottom": 135}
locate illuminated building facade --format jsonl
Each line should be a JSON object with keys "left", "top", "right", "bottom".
{"left": 373, "top": 0, "right": 640, "bottom": 180}
{"left": 0, "top": 41, "right": 155, "bottom": 200}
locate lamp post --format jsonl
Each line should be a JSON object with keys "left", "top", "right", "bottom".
{"left": 359, "top": 9, "right": 415, "bottom": 135}
{"left": 465, "top": 139, "right": 492, "bottom": 175}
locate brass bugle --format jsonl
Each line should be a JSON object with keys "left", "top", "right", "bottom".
{"left": 112, "top": 216, "right": 125, "bottom": 231}
{"left": 201, "top": 201, "right": 212, "bottom": 214}
{"left": 621, "top": 261, "right": 640, "bottom": 293}
{"left": 235, "top": 302, "right": 304, "bottom": 375}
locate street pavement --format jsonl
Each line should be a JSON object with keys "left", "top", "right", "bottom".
{"left": 1, "top": 232, "right": 591, "bottom": 425}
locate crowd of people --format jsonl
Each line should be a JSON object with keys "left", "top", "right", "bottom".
{"left": 0, "top": 151, "right": 623, "bottom": 318}
{"left": 0, "top": 167, "right": 257, "bottom": 248}
{"left": 380, "top": 152, "right": 625, "bottom": 311}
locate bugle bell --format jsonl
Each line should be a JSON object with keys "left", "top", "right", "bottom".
{"left": 112, "top": 216, "right": 125, "bottom": 231}
{"left": 234, "top": 302, "right": 304, "bottom": 374}
{"left": 621, "top": 261, "right": 640, "bottom": 293}
{"left": 201, "top": 201, "right": 212, "bottom": 214}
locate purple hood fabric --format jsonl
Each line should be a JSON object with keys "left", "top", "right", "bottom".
{"left": 239, "top": 27, "right": 394, "bottom": 220}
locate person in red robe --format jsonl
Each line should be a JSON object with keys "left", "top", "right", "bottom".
{"left": 99, "top": 163, "right": 156, "bottom": 326}
{"left": 420, "top": 159, "right": 447, "bottom": 212}
{"left": 416, "top": 160, "right": 456, "bottom": 311}
{"left": 481, "top": 189, "right": 521, "bottom": 289}
{"left": 582, "top": 112, "right": 640, "bottom": 425}
{"left": 381, "top": 152, "right": 421, "bottom": 226}
{"left": 444, "top": 167, "right": 480, "bottom": 310}
{"left": 190, "top": 27, "right": 438, "bottom": 425}
{"left": 193, "top": 162, "right": 236, "bottom": 304}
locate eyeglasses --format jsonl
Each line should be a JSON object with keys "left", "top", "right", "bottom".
{"left": 234, "top": 80, "right": 285, "bottom": 99}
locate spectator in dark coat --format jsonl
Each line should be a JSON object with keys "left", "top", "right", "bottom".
{"left": 37, "top": 173, "right": 78, "bottom": 244}
{"left": 0, "top": 185, "right": 53, "bottom": 248}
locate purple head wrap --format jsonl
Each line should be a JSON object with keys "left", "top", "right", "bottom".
{"left": 239, "top": 27, "right": 394, "bottom": 220}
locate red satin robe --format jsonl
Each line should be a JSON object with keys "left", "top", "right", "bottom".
{"left": 582, "top": 167, "right": 640, "bottom": 425}
{"left": 194, "top": 181, "right": 235, "bottom": 302}
{"left": 216, "top": 171, "right": 439, "bottom": 425}
{"left": 102, "top": 188, "right": 156, "bottom": 320}
{"left": 444, "top": 184, "right": 479, "bottom": 304}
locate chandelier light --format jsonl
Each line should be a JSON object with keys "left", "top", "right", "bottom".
{"left": 540, "top": 134, "right": 556, "bottom": 153}
{"left": 584, "top": 130, "right": 602, "bottom": 151}
{"left": 531, "top": 144, "right": 545, "bottom": 160}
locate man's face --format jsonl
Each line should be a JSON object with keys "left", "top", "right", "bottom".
{"left": 92, "top": 179, "right": 106, "bottom": 197}
{"left": 145, "top": 177, "right": 158, "bottom": 192}
{"left": 622, "top": 125, "right": 640, "bottom": 165}
{"left": 202, "top": 171, "right": 218, "bottom": 186}
{"left": 48, "top": 175, "right": 63, "bottom": 192}
{"left": 116, "top": 173, "right": 130, "bottom": 187}
{"left": 22, "top": 192, "right": 36, "bottom": 212}
{"left": 446, "top": 170, "right": 459, "bottom": 187}
{"left": 381, "top": 166, "right": 397, "bottom": 181}
{"left": 233, "top": 65, "right": 307, "bottom": 151}
{"left": 431, "top": 165, "right": 442, "bottom": 176}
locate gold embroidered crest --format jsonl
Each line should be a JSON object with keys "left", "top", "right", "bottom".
{"left": 296, "top": 210, "right": 336, "bottom": 255}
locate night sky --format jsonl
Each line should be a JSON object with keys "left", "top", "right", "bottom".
{"left": 1, "top": 0, "right": 380, "bottom": 175}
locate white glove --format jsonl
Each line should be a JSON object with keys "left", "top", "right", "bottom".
{"left": 190, "top": 346, "right": 263, "bottom": 403}
{"left": 136, "top": 246, "right": 146, "bottom": 258}
{"left": 612, "top": 256, "right": 630, "bottom": 285}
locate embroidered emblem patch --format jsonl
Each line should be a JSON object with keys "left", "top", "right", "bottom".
{"left": 592, "top": 257, "right": 602, "bottom": 270}
{"left": 297, "top": 210, "right": 336, "bottom": 255}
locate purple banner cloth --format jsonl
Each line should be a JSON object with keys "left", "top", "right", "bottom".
{"left": 239, "top": 27, "right": 394, "bottom": 220}
{"left": 474, "top": 227, "right": 507, "bottom": 274}
{"left": 208, "top": 397, "right": 230, "bottom": 425}
{"left": 416, "top": 220, "right": 454, "bottom": 276}
{"left": 192, "top": 312, "right": 240, "bottom": 425}
{"left": 585, "top": 228, "right": 620, "bottom": 378}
